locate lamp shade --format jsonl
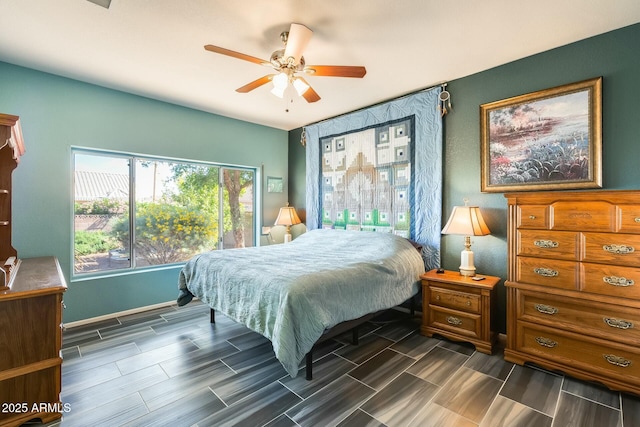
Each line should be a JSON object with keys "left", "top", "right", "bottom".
{"left": 441, "top": 206, "right": 491, "bottom": 236}
{"left": 275, "top": 206, "right": 302, "bottom": 227}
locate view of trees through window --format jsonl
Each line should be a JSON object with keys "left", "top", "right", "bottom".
{"left": 73, "top": 150, "right": 255, "bottom": 275}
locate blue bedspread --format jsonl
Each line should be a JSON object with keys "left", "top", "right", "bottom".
{"left": 178, "top": 229, "right": 424, "bottom": 377}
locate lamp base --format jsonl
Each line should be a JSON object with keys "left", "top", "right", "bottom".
{"left": 283, "top": 233, "right": 292, "bottom": 244}
{"left": 459, "top": 266, "right": 476, "bottom": 277}
{"left": 459, "top": 247, "right": 476, "bottom": 277}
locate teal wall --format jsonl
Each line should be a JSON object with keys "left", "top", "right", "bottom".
{"left": 0, "top": 61, "right": 288, "bottom": 322}
{"left": 289, "top": 23, "right": 640, "bottom": 333}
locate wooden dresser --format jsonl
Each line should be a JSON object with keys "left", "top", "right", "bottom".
{"left": 505, "top": 190, "right": 640, "bottom": 394}
{"left": 0, "top": 257, "right": 67, "bottom": 426}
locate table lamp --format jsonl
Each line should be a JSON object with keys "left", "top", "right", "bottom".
{"left": 441, "top": 200, "right": 491, "bottom": 276}
{"left": 275, "top": 204, "right": 302, "bottom": 243}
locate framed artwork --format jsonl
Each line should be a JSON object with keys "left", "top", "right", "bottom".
{"left": 480, "top": 77, "right": 602, "bottom": 192}
{"left": 267, "top": 176, "right": 283, "bottom": 193}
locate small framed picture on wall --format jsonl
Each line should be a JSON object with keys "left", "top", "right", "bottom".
{"left": 267, "top": 176, "right": 283, "bottom": 193}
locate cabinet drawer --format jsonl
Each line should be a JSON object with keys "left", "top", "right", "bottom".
{"left": 517, "top": 230, "right": 579, "bottom": 260}
{"left": 582, "top": 263, "right": 640, "bottom": 300}
{"left": 517, "top": 205, "right": 549, "bottom": 229}
{"left": 551, "top": 200, "right": 616, "bottom": 232}
{"left": 517, "top": 257, "right": 578, "bottom": 290}
{"left": 619, "top": 205, "right": 640, "bottom": 234}
{"left": 517, "top": 290, "right": 640, "bottom": 343}
{"left": 429, "top": 305, "right": 480, "bottom": 338}
{"left": 517, "top": 323, "right": 640, "bottom": 381}
{"left": 583, "top": 233, "right": 640, "bottom": 267}
{"left": 430, "top": 286, "right": 480, "bottom": 313}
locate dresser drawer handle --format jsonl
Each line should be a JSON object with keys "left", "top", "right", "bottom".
{"left": 534, "top": 267, "right": 558, "bottom": 277}
{"left": 603, "top": 354, "right": 632, "bottom": 368}
{"left": 635, "top": 217, "right": 640, "bottom": 223}
{"left": 603, "top": 317, "right": 634, "bottom": 329}
{"left": 534, "top": 240, "right": 559, "bottom": 249}
{"left": 466, "top": 300, "right": 471, "bottom": 306}
{"left": 603, "top": 276, "right": 635, "bottom": 287}
{"left": 535, "top": 304, "right": 558, "bottom": 315}
{"left": 603, "top": 244, "right": 635, "bottom": 254}
{"left": 435, "top": 295, "right": 440, "bottom": 300}
{"left": 529, "top": 215, "right": 536, "bottom": 220}
{"left": 535, "top": 337, "right": 557, "bottom": 348}
{"left": 446, "top": 316, "right": 463, "bottom": 326}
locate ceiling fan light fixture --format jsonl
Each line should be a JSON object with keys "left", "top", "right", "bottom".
{"left": 293, "top": 78, "right": 310, "bottom": 96}
{"left": 272, "top": 72, "right": 289, "bottom": 90}
{"left": 270, "top": 86, "right": 285, "bottom": 98}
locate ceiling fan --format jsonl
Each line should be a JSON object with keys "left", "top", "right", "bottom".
{"left": 204, "top": 23, "right": 366, "bottom": 103}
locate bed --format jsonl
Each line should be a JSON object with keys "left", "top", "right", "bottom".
{"left": 177, "top": 229, "right": 425, "bottom": 378}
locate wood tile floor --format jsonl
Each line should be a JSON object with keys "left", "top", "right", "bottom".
{"left": 28, "top": 300, "right": 640, "bottom": 427}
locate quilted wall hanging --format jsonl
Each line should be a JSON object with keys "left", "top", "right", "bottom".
{"left": 318, "top": 117, "right": 414, "bottom": 235}
{"left": 305, "top": 87, "right": 443, "bottom": 269}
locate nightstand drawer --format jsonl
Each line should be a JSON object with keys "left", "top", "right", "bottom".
{"left": 430, "top": 286, "right": 480, "bottom": 313}
{"left": 429, "top": 305, "right": 481, "bottom": 339}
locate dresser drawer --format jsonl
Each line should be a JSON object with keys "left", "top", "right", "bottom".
{"left": 517, "top": 290, "right": 640, "bottom": 343}
{"left": 517, "top": 205, "right": 549, "bottom": 229}
{"left": 428, "top": 305, "right": 481, "bottom": 338}
{"left": 430, "top": 286, "right": 480, "bottom": 313}
{"left": 517, "top": 323, "right": 640, "bottom": 381}
{"left": 517, "top": 257, "right": 578, "bottom": 290}
{"left": 583, "top": 233, "right": 640, "bottom": 267}
{"left": 517, "top": 230, "right": 579, "bottom": 260}
{"left": 619, "top": 205, "right": 640, "bottom": 234}
{"left": 582, "top": 263, "right": 640, "bottom": 300}
{"left": 551, "top": 200, "right": 616, "bottom": 232}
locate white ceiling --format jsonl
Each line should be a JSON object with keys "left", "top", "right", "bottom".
{"left": 1, "top": 0, "right": 639, "bottom": 131}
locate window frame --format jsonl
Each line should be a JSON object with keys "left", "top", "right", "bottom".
{"left": 71, "top": 147, "right": 258, "bottom": 281}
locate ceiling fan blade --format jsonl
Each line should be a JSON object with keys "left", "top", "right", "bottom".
{"left": 296, "top": 77, "right": 321, "bottom": 103}
{"left": 204, "top": 45, "right": 270, "bottom": 66}
{"left": 304, "top": 65, "right": 367, "bottom": 78}
{"left": 284, "top": 23, "right": 313, "bottom": 65}
{"left": 236, "top": 75, "right": 275, "bottom": 93}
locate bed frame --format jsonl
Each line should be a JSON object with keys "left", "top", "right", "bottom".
{"left": 209, "top": 297, "right": 416, "bottom": 380}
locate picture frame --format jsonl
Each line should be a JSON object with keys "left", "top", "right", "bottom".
{"left": 480, "top": 77, "right": 602, "bottom": 193}
{"left": 267, "top": 176, "right": 283, "bottom": 193}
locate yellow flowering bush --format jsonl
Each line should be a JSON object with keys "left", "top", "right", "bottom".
{"left": 111, "top": 202, "right": 217, "bottom": 264}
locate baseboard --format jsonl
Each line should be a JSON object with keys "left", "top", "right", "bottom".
{"left": 64, "top": 300, "right": 178, "bottom": 329}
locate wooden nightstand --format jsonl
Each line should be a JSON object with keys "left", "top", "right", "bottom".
{"left": 420, "top": 269, "right": 500, "bottom": 354}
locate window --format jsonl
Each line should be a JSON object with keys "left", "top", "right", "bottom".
{"left": 73, "top": 149, "right": 255, "bottom": 276}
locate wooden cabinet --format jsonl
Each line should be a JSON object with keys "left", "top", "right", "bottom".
{"left": 0, "top": 113, "right": 25, "bottom": 290}
{"left": 505, "top": 190, "right": 640, "bottom": 395}
{"left": 0, "top": 257, "right": 67, "bottom": 426}
{"left": 420, "top": 269, "right": 499, "bottom": 354}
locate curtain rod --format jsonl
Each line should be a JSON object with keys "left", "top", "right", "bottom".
{"left": 302, "top": 81, "right": 447, "bottom": 129}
